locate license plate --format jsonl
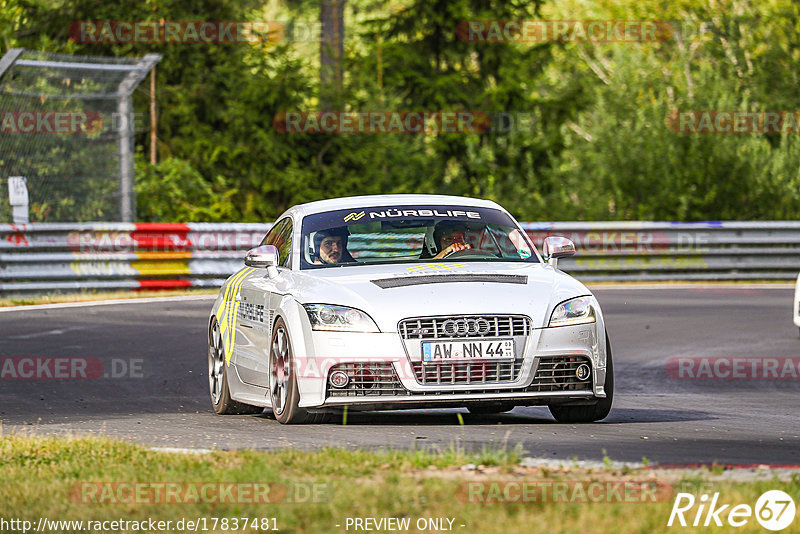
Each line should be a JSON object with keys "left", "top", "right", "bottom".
{"left": 421, "top": 339, "right": 514, "bottom": 363}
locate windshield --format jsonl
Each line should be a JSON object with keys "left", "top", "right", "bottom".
{"left": 299, "top": 205, "right": 538, "bottom": 269}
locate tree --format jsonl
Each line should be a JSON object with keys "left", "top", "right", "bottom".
{"left": 320, "top": 0, "right": 345, "bottom": 106}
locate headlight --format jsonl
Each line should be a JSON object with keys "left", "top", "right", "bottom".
{"left": 303, "top": 304, "right": 380, "bottom": 332}
{"left": 549, "top": 296, "right": 596, "bottom": 327}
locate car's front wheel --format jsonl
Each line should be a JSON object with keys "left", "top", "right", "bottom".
{"left": 548, "top": 334, "right": 614, "bottom": 423}
{"left": 208, "top": 317, "right": 263, "bottom": 415}
{"left": 269, "top": 317, "right": 327, "bottom": 424}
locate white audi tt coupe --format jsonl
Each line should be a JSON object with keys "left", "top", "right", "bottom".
{"left": 207, "top": 195, "right": 613, "bottom": 424}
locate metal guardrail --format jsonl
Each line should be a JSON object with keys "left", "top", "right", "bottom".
{"left": 523, "top": 221, "right": 800, "bottom": 281}
{"left": 2, "top": 221, "right": 799, "bottom": 293}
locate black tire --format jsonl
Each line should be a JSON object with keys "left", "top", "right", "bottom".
{"left": 549, "top": 334, "right": 614, "bottom": 423}
{"left": 269, "top": 317, "right": 328, "bottom": 424}
{"left": 208, "top": 317, "right": 263, "bottom": 415}
{"left": 467, "top": 403, "right": 516, "bottom": 414}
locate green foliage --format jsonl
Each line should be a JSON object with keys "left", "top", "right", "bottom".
{"left": 548, "top": 0, "right": 800, "bottom": 220}
{"left": 134, "top": 155, "right": 237, "bottom": 222}
{"left": 4, "top": 0, "right": 800, "bottom": 222}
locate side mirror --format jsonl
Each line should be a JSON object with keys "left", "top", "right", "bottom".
{"left": 245, "top": 245, "right": 279, "bottom": 276}
{"left": 542, "top": 236, "right": 575, "bottom": 268}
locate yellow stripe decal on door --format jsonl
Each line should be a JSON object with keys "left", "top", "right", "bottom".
{"left": 216, "top": 267, "right": 254, "bottom": 366}
{"left": 225, "top": 268, "right": 252, "bottom": 364}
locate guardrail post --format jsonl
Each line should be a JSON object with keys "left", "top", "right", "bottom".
{"left": 117, "top": 53, "right": 162, "bottom": 223}
{"left": 118, "top": 95, "right": 133, "bottom": 222}
{"left": 7, "top": 176, "right": 29, "bottom": 224}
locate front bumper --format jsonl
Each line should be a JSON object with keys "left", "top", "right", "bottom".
{"left": 295, "top": 318, "right": 607, "bottom": 409}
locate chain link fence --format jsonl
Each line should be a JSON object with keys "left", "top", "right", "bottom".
{"left": 0, "top": 49, "right": 160, "bottom": 223}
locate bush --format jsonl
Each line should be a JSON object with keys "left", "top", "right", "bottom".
{"left": 135, "top": 156, "right": 237, "bottom": 222}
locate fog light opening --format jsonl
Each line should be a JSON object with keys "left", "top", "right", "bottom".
{"left": 575, "top": 363, "right": 591, "bottom": 381}
{"left": 329, "top": 370, "right": 350, "bottom": 388}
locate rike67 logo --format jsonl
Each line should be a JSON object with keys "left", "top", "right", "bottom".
{"left": 668, "top": 490, "right": 796, "bottom": 531}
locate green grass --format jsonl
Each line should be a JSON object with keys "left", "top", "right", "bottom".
{"left": 0, "top": 435, "right": 797, "bottom": 533}
{"left": 0, "top": 289, "right": 217, "bottom": 308}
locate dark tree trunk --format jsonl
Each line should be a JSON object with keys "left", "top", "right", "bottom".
{"left": 320, "top": 0, "right": 345, "bottom": 108}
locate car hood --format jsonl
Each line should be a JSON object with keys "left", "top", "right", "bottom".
{"left": 284, "top": 262, "right": 591, "bottom": 331}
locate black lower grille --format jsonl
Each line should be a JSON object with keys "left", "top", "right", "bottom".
{"left": 411, "top": 360, "right": 523, "bottom": 385}
{"left": 324, "top": 356, "right": 593, "bottom": 398}
{"left": 525, "top": 356, "right": 593, "bottom": 392}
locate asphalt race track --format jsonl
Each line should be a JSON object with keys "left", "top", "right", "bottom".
{"left": 2, "top": 286, "right": 799, "bottom": 466}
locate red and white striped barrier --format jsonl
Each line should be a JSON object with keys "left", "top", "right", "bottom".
{"left": 0, "top": 223, "right": 268, "bottom": 293}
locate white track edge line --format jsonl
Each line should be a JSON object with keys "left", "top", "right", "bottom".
{"left": 587, "top": 283, "right": 794, "bottom": 290}
{"left": 0, "top": 294, "right": 217, "bottom": 313}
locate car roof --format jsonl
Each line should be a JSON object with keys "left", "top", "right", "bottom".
{"left": 284, "top": 194, "right": 506, "bottom": 219}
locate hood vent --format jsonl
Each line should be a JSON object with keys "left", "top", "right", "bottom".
{"left": 371, "top": 274, "right": 528, "bottom": 289}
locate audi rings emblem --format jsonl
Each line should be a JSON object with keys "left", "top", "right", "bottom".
{"left": 441, "top": 318, "right": 492, "bottom": 336}
{"left": 575, "top": 363, "right": 591, "bottom": 381}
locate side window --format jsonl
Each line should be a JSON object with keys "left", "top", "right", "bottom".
{"left": 259, "top": 218, "right": 293, "bottom": 268}
{"left": 259, "top": 219, "right": 285, "bottom": 247}
{"left": 276, "top": 219, "right": 293, "bottom": 268}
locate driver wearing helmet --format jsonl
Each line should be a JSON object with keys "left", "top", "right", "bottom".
{"left": 312, "top": 227, "right": 356, "bottom": 264}
{"left": 425, "top": 220, "right": 472, "bottom": 259}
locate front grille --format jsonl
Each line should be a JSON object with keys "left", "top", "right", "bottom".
{"left": 326, "top": 362, "right": 408, "bottom": 397}
{"left": 525, "top": 356, "right": 592, "bottom": 392}
{"left": 324, "top": 355, "right": 593, "bottom": 399}
{"left": 411, "top": 360, "right": 524, "bottom": 385}
{"left": 399, "top": 315, "right": 531, "bottom": 340}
